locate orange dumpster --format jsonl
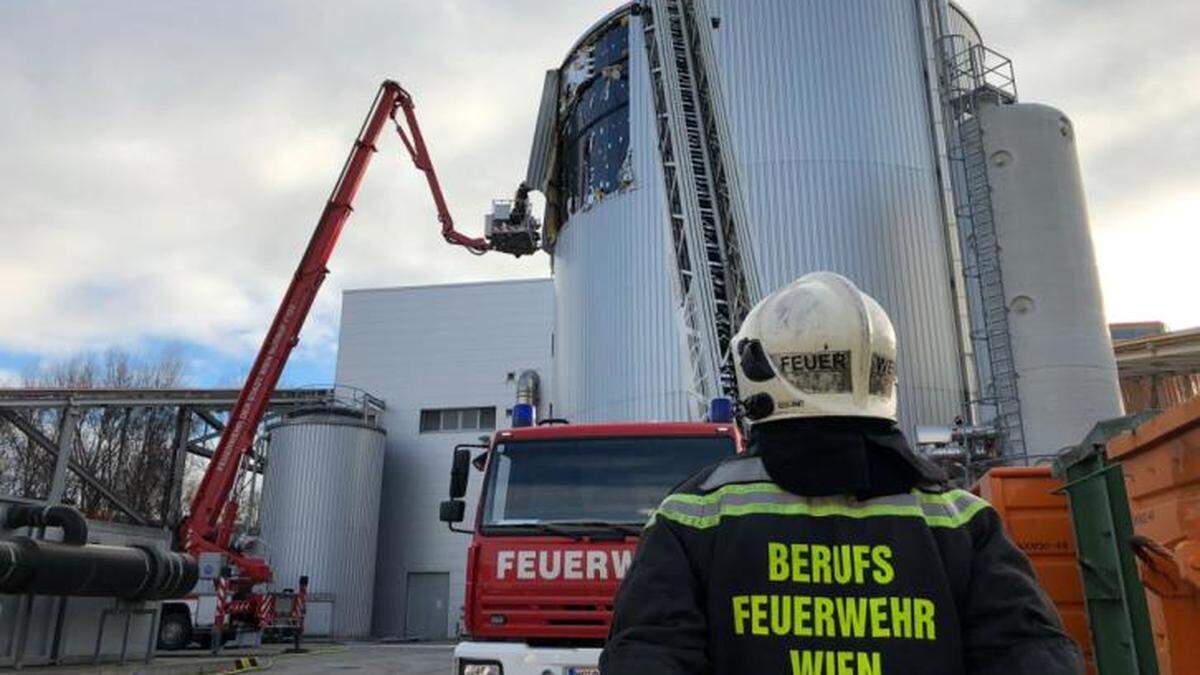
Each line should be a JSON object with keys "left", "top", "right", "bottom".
{"left": 1107, "top": 396, "right": 1200, "bottom": 675}
{"left": 973, "top": 466, "right": 1095, "bottom": 674}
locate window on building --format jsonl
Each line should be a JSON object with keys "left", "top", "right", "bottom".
{"left": 419, "top": 406, "right": 497, "bottom": 433}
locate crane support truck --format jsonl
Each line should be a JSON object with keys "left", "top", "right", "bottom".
{"left": 158, "top": 79, "right": 538, "bottom": 649}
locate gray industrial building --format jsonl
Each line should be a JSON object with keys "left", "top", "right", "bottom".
{"left": 334, "top": 279, "right": 554, "bottom": 639}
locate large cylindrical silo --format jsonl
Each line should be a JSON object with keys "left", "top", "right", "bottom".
{"left": 259, "top": 408, "right": 385, "bottom": 638}
{"left": 977, "top": 102, "right": 1124, "bottom": 453}
{"left": 548, "top": 1, "right": 966, "bottom": 434}
{"left": 551, "top": 7, "right": 693, "bottom": 423}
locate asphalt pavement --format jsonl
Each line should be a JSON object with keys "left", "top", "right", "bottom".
{"left": 30, "top": 642, "right": 455, "bottom": 675}
{"left": 236, "top": 643, "right": 453, "bottom": 674}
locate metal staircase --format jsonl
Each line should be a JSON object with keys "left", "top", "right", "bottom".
{"left": 641, "top": 0, "right": 759, "bottom": 411}
{"left": 935, "top": 36, "right": 1026, "bottom": 458}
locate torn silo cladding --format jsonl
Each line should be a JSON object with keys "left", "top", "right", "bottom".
{"left": 551, "top": 7, "right": 694, "bottom": 423}
{"left": 977, "top": 103, "right": 1124, "bottom": 452}
{"left": 547, "top": 1, "right": 965, "bottom": 433}
{"left": 259, "top": 408, "right": 385, "bottom": 638}
{"left": 560, "top": 17, "right": 632, "bottom": 212}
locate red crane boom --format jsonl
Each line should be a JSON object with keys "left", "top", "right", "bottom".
{"left": 179, "top": 80, "right": 493, "bottom": 586}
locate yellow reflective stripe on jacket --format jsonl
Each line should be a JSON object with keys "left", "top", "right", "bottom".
{"left": 650, "top": 485, "right": 989, "bottom": 530}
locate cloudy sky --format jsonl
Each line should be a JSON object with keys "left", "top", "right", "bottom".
{"left": 1, "top": 0, "right": 1195, "bottom": 388}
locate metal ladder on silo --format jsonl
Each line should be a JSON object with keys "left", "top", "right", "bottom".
{"left": 641, "top": 0, "right": 759, "bottom": 410}
{"left": 960, "top": 118, "right": 1026, "bottom": 457}
{"left": 936, "top": 37, "right": 1026, "bottom": 458}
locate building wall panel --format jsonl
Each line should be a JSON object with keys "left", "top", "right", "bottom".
{"left": 334, "top": 279, "right": 554, "bottom": 638}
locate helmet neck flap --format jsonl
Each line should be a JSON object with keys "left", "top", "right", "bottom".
{"left": 748, "top": 418, "right": 946, "bottom": 499}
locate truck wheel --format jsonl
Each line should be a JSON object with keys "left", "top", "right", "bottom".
{"left": 157, "top": 610, "right": 193, "bottom": 650}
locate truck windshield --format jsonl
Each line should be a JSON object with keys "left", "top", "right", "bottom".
{"left": 481, "top": 435, "right": 734, "bottom": 527}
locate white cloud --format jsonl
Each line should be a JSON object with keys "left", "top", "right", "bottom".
{"left": 962, "top": 0, "right": 1200, "bottom": 329}
{"left": 0, "top": 369, "right": 19, "bottom": 387}
{"left": 1093, "top": 190, "right": 1200, "bottom": 330}
{"left": 0, "top": 1, "right": 617, "bottom": 362}
{"left": 0, "top": 0, "right": 1196, "bottom": 376}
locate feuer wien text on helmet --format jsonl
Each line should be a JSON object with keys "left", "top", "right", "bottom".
{"left": 774, "top": 351, "right": 852, "bottom": 393}
{"left": 772, "top": 351, "right": 897, "bottom": 397}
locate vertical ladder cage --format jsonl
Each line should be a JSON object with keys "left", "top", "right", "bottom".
{"left": 640, "top": 0, "right": 759, "bottom": 414}
{"left": 934, "top": 34, "right": 1026, "bottom": 460}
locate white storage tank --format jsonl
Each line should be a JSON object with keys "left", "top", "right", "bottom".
{"left": 547, "top": 1, "right": 966, "bottom": 434}
{"left": 259, "top": 407, "right": 385, "bottom": 638}
{"left": 977, "top": 102, "right": 1124, "bottom": 453}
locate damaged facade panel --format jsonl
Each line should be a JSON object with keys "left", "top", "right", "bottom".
{"left": 559, "top": 18, "right": 632, "bottom": 219}
{"left": 526, "top": 69, "right": 560, "bottom": 194}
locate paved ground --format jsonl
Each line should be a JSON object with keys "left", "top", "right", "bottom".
{"left": 225, "top": 643, "right": 453, "bottom": 674}
{"left": 32, "top": 642, "right": 455, "bottom": 675}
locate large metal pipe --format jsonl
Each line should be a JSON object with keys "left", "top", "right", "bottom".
{"left": 1, "top": 502, "right": 197, "bottom": 599}
{"left": 0, "top": 536, "right": 197, "bottom": 600}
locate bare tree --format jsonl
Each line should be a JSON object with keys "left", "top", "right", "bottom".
{"left": 0, "top": 348, "right": 190, "bottom": 524}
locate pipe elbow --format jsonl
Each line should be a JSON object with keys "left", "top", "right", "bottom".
{"left": 516, "top": 369, "right": 541, "bottom": 407}
{"left": 5, "top": 504, "right": 89, "bottom": 545}
{"left": 44, "top": 505, "right": 88, "bottom": 545}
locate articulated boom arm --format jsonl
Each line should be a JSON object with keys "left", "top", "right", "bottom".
{"left": 180, "top": 81, "right": 492, "bottom": 572}
{"left": 391, "top": 87, "right": 491, "bottom": 253}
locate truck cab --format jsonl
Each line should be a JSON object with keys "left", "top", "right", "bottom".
{"left": 441, "top": 416, "right": 740, "bottom": 675}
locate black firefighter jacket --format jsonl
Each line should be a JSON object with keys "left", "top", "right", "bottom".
{"left": 600, "top": 449, "right": 1083, "bottom": 675}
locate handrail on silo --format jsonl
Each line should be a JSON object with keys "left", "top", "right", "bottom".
{"left": 935, "top": 35, "right": 1017, "bottom": 110}
{"left": 292, "top": 384, "right": 386, "bottom": 421}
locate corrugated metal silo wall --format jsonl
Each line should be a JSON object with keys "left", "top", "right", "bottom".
{"left": 702, "top": 0, "right": 966, "bottom": 434}
{"left": 553, "top": 12, "right": 692, "bottom": 423}
{"left": 259, "top": 415, "right": 385, "bottom": 638}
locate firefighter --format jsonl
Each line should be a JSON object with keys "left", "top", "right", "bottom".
{"left": 600, "top": 272, "right": 1082, "bottom": 675}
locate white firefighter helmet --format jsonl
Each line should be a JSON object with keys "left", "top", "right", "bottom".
{"left": 733, "top": 272, "right": 898, "bottom": 424}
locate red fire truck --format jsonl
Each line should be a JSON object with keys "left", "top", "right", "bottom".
{"left": 440, "top": 407, "right": 741, "bottom": 675}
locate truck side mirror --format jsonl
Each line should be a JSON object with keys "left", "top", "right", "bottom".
{"left": 450, "top": 448, "right": 471, "bottom": 499}
{"left": 440, "top": 499, "right": 466, "bottom": 524}
{"left": 440, "top": 499, "right": 470, "bottom": 534}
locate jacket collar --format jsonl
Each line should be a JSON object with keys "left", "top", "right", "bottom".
{"left": 746, "top": 417, "right": 947, "bottom": 498}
